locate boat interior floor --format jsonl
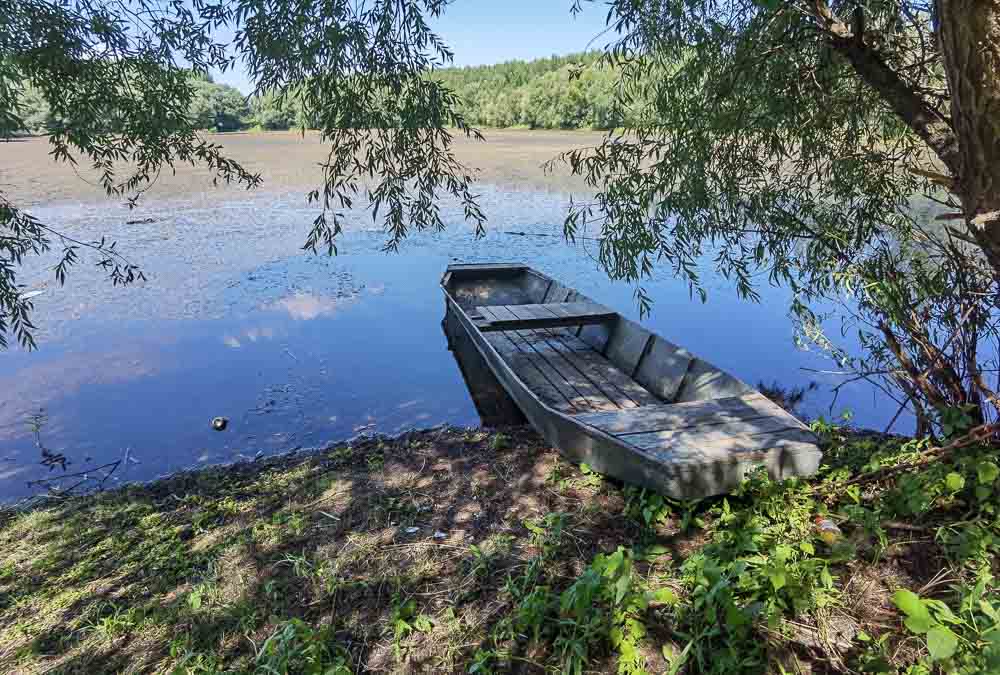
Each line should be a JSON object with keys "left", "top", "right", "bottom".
{"left": 474, "top": 315, "right": 815, "bottom": 462}
{"left": 481, "top": 324, "right": 659, "bottom": 414}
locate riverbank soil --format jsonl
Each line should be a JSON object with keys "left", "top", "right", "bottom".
{"left": 1, "top": 425, "right": 998, "bottom": 673}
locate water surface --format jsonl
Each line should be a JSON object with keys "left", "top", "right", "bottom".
{"left": 1, "top": 138, "right": 901, "bottom": 501}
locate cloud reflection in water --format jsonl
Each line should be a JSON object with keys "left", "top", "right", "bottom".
{"left": 270, "top": 291, "right": 356, "bottom": 321}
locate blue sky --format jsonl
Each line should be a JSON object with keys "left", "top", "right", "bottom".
{"left": 431, "top": 2, "right": 612, "bottom": 67}
{"left": 213, "top": 1, "right": 613, "bottom": 94}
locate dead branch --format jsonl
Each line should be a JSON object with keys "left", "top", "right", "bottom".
{"left": 823, "top": 423, "right": 998, "bottom": 498}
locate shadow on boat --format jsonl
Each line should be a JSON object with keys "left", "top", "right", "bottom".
{"left": 442, "top": 306, "right": 527, "bottom": 428}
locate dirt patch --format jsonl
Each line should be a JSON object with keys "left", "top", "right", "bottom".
{"left": 0, "top": 425, "right": 667, "bottom": 673}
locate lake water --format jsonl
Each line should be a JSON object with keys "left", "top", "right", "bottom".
{"left": 0, "top": 135, "right": 905, "bottom": 501}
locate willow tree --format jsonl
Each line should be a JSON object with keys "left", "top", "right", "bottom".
{"left": 559, "top": 0, "right": 1000, "bottom": 431}
{"left": 0, "top": 0, "right": 482, "bottom": 349}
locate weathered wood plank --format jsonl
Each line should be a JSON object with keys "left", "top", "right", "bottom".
{"left": 573, "top": 393, "right": 802, "bottom": 435}
{"left": 538, "top": 302, "right": 581, "bottom": 320}
{"left": 559, "top": 301, "right": 614, "bottom": 316}
{"left": 507, "top": 330, "right": 619, "bottom": 412}
{"left": 625, "top": 416, "right": 812, "bottom": 451}
{"left": 502, "top": 351, "right": 579, "bottom": 413}
{"left": 630, "top": 427, "right": 819, "bottom": 463}
{"left": 504, "top": 304, "right": 554, "bottom": 321}
{"left": 476, "top": 320, "right": 577, "bottom": 412}
{"left": 539, "top": 328, "right": 594, "bottom": 351}
{"left": 514, "top": 333, "right": 624, "bottom": 412}
{"left": 492, "top": 327, "right": 581, "bottom": 412}
{"left": 485, "top": 327, "right": 621, "bottom": 412}
{"left": 497, "top": 330, "right": 600, "bottom": 412}
{"left": 568, "top": 351, "right": 661, "bottom": 407}
{"left": 483, "top": 330, "right": 519, "bottom": 356}
{"left": 552, "top": 351, "right": 641, "bottom": 409}
{"left": 480, "top": 305, "right": 521, "bottom": 324}
{"left": 509, "top": 328, "right": 566, "bottom": 352}
{"left": 447, "top": 262, "right": 527, "bottom": 271}
{"left": 523, "top": 302, "right": 616, "bottom": 321}
{"left": 476, "top": 305, "right": 501, "bottom": 323}
{"left": 487, "top": 328, "right": 588, "bottom": 354}
{"left": 476, "top": 302, "right": 616, "bottom": 331}
{"left": 489, "top": 323, "right": 644, "bottom": 410}
{"left": 539, "top": 335, "right": 661, "bottom": 408}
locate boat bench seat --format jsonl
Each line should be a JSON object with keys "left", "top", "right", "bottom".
{"left": 476, "top": 302, "right": 615, "bottom": 332}
{"left": 573, "top": 393, "right": 817, "bottom": 463}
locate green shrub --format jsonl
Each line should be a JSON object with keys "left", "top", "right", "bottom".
{"left": 254, "top": 619, "right": 351, "bottom": 674}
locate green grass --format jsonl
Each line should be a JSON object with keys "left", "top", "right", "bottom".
{"left": 0, "top": 423, "right": 997, "bottom": 673}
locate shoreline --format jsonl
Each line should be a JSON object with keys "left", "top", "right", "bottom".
{"left": 2, "top": 415, "right": 900, "bottom": 515}
{"left": 0, "top": 423, "right": 489, "bottom": 515}
{"left": 4, "top": 420, "right": 983, "bottom": 673}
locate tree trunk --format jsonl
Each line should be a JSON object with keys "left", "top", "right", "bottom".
{"left": 937, "top": 0, "right": 1000, "bottom": 272}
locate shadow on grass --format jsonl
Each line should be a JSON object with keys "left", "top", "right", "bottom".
{"left": 0, "top": 425, "right": 708, "bottom": 673}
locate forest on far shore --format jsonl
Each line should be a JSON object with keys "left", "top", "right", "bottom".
{"left": 11, "top": 52, "right": 631, "bottom": 135}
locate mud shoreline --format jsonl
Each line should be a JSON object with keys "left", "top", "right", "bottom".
{"left": 1, "top": 129, "right": 605, "bottom": 208}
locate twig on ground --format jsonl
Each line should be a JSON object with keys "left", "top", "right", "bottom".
{"left": 881, "top": 521, "right": 928, "bottom": 532}
{"left": 26, "top": 459, "right": 123, "bottom": 495}
{"left": 822, "top": 423, "right": 998, "bottom": 499}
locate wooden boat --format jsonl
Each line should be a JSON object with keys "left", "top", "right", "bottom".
{"left": 441, "top": 263, "right": 822, "bottom": 499}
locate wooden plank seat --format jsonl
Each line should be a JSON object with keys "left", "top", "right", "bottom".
{"left": 476, "top": 302, "right": 616, "bottom": 332}
{"left": 574, "top": 393, "right": 816, "bottom": 463}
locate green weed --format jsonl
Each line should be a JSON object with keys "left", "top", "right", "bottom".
{"left": 891, "top": 568, "right": 1000, "bottom": 672}
{"left": 366, "top": 451, "right": 385, "bottom": 472}
{"left": 389, "top": 595, "right": 434, "bottom": 658}
{"left": 254, "top": 618, "right": 352, "bottom": 674}
{"left": 90, "top": 602, "right": 142, "bottom": 639}
{"left": 488, "top": 432, "right": 510, "bottom": 452}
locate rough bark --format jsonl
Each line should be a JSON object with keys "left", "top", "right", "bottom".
{"left": 937, "top": 0, "right": 1000, "bottom": 274}
{"left": 811, "top": 0, "right": 963, "bottom": 175}
{"left": 812, "top": 0, "right": 1000, "bottom": 276}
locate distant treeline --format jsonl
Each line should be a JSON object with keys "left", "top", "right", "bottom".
{"left": 10, "top": 52, "right": 632, "bottom": 135}
{"left": 12, "top": 75, "right": 265, "bottom": 135}
{"left": 429, "top": 52, "right": 633, "bottom": 130}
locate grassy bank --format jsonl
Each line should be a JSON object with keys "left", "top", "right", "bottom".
{"left": 1, "top": 423, "right": 998, "bottom": 674}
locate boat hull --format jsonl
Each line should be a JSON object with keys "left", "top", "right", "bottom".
{"left": 441, "top": 264, "right": 822, "bottom": 498}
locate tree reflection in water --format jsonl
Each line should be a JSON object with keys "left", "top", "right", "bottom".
{"left": 24, "top": 410, "right": 125, "bottom": 498}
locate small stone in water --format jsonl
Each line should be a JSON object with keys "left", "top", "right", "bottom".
{"left": 434, "top": 531, "right": 447, "bottom": 539}
{"left": 212, "top": 417, "right": 228, "bottom": 431}
{"left": 405, "top": 526, "right": 419, "bottom": 534}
